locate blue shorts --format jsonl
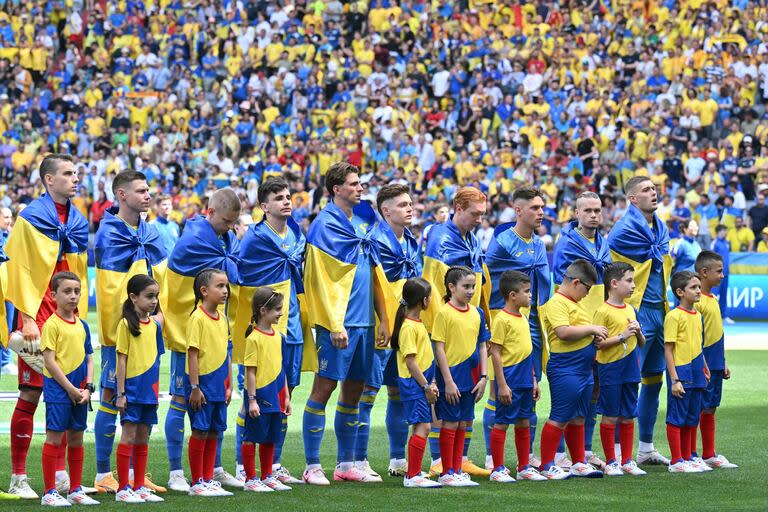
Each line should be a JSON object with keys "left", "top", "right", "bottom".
{"left": 666, "top": 387, "right": 703, "bottom": 427}
{"left": 121, "top": 403, "right": 158, "bottom": 425}
{"left": 548, "top": 372, "right": 593, "bottom": 424}
{"left": 243, "top": 411, "right": 282, "bottom": 444}
{"left": 188, "top": 401, "right": 228, "bottom": 433}
{"left": 282, "top": 343, "right": 303, "bottom": 389}
{"left": 493, "top": 387, "right": 534, "bottom": 425}
{"left": 703, "top": 370, "right": 724, "bottom": 410}
{"left": 598, "top": 382, "right": 639, "bottom": 418}
{"left": 100, "top": 345, "right": 116, "bottom": 391}
{"left": 169, "top": 351, "right": 189, "bottom": 396}
{"left": 46, "top": 402, "right": 87, "bottom": 432}
{"left": 366, "top": 348, "right": 398, "bottom": 389}
{"left": 316, "top": 326, "right": 373, "bottom": 382}
{"left": 637, "top": 305, "right": 666, "bottom": 377}
{"left": 403, "top": 396, "right": 432, "bottom": 425}
{"left": 435, "top": 392, "right": 475, "bottom": 423}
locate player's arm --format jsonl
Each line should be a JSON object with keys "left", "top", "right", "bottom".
{"left": 43, "top": 349, "right": 83, "bottom": 404}
{"left": 664, "top": 341, "right": 684, "bottom": 398}
{"left": 245, "top": 365, "right": 260, "bottom": 418}
{"left": 404, "top": 354, "right": 438, "bottom": 404}
{"left": 490, "top": 342, "right": 511, "bottom": 405}
{"left": 20, "top": 312, "right": 40, "bottom": 340}
{"left": 471, "top": 341, "right": 488, "bottom": 403}
{"left": 554, "top": 324, "right": 607, "bottom": 342}
{"left": 373, "top": 270, "right": 390, "bottom": 346}
{"left": 434, "top": 341, "right": 459, "bottom": 404}
{"left": 85, "top": 353, "right": 94, "bottom": 403}
{"left": 187, "top": 347, "right": 205, "bottom": 410}
{"left": 116, "top": 352, "right": 128, "bottom": 413}
{"left": 225, "top": 346, "right": 233, "bottom": 405}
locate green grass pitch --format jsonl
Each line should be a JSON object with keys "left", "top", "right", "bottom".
{"left": 1, "top": 339, "right": 765, "bottom": 511}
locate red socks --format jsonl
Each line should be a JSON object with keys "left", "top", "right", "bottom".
{"left": 452, "top": 429, "right": 465, "bottom": 474}
{"left": 619, "top": 422, "right": 635, "bottom": 465}
{"left": 241, "top": 443, "right": 257, "bottom": 481}
{"left": 666, "top": 424, "right": 682, "bottom": 463}
{"left": 203, "top": 436, "right": 218, "bottom": 481}
{"left": 406, "top": 435, "right": 427, "bottom": 478}
{"left": 259, "top": 443, "right": 275, "bottom": 479}
{"left": 11, "top": 399, "right": 36, "bottom": 475}
{"left": 68, "top": 445, "right": 84, "bottom": 492}
{"left": 133, "top": 445, "right": 148, "bottom": 489}
{"left": 600, "top": 423, "right": 617, "bottom": 463}
{"left": 564, "top": 423, "right": 585, "bottom": 465}
{"left": 42, "top": 442, "right": 59, "bottom": 493}
{"left": 490, "top": 428, "right": 506, "bottom": 470}
{"left": 700, "top": 412, "right": 716, "bottom": 459}
{"left": 514, "top": 427, "right": 530, "bottom": 471}
{"left": 681, "top": 426, "right": 693, "bottom": 461}
{"left": 438, "top": 428, "right": 456, "bottom": 475}
{"left": 540, "top": 422, "right": 564, "bottom": 469}
{"left": 188, "top": 437, "right": 206, "bottom": 483}
{"left": 117, "top": 443, "right": 132, "bottom": 490}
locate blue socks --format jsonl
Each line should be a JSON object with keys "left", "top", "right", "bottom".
{"left": 385, "top": 391, "right": 408, "bottom": 460}
{"left": 335, "top": 401, "right": 359, "bottom": 463}
{"left": 638, "top": 379, "right": 663, "bottom": 444}
{"left": 95, "top": 400, "right": 118, "bottom": 474}
{"left": 354, "top": 391, "right": 376, "bottom": 461}
{"left": 235, "top": 408, "right": 246, "bottom": 466}
{"left": 529, "top": 411, "right": 538, "bottom": 453}
{"left": 585, "top": 399, "right": 597, "bottom": 452}
{"left": 165, "top": 400, "right": 187, "bottom": 472}
{"left": 303, "top": 399, "right": 326, "bottom": 465}
{"left": 483, "top": 399, "right": 496, "bottom": 457}
{"left": 558, "top": 434, "right": 566, "bottom": 453}
{"left": 463, "top": 426, "right": 473, "bottom": 457}
{"left": 429, "top": 427, "right": 441, "bottom": 462}
{"left": 216, "top": 430, "right": 224, "bottom": 468}
{"left": 274, "top": 415, "right": 288, "bottom": 464}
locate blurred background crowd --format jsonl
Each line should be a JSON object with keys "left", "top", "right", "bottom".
{"left": 1, "top": 0, "right": 768, "bottom": 256}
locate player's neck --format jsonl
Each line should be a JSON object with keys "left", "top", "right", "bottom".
{"left": 503, "top": 304, "right": 522, "bottom": 315}
{"left": 606, "top": 294, "right": 625, "bottom": 307}
{"left": 117, "top": 208, "right": 141, "bottom": 228}
{"left": 405, "top": 307, "right": 422, "bottom": 321}
{"left": 48, "top": 190, "right": 69, "bottom": 206}
{"left": 387, "top": 219, "right": 405, "bottom": 239}
{"left": 256, "top": 320, "right": 274, "bottom": 333}
{"left": 265, "top": 215, "right": 287, "bottom": 235}
{"left": 700, "top": 282, "right": 714, "bottom": 295}
{"left": 56, "top": 307, "right": 76, "bottom": 322}
{"left": 449, "top": 298, "right": 469, "bottom": 310}
{"left": 200, "top": 302, "right": 219, "bottom": 318}
{"left": 333, "top": 197, "right": 354, "bottom": 218}
{"left": 640, "top": 209, "right": 654, "bottom": 223}
{"left": 577, "top": 224, "right": 596, "bottom": 239}
{"left": 678, "top": 298, "right": 695, "bottom": 311}
{"left": 513, "top": 223, "right": 534, "bottom": 240}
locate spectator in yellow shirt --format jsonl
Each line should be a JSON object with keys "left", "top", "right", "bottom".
{"left": 728, "top": 217, "right": 755, "bottom": 252}
{"left": 757, "top": 228, "right": 768, "bottom": 253}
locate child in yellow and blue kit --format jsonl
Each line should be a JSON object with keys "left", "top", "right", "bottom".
{"left": 593, "top": 262, "right": 646, "bottom": 477}
{"left": 40, "top": 271, "right": 97, "bottom": 507}
{"left": 664, "top": 270, "right": 710, "bottom": 473}
{"left": 187, "top": 269, "right": 234, "bottom": 497}
{"left": 432, "top": 266, "right": 490, "bottom": 487}
{"left": 488, "top": 270, "right": 546, "bottom": 483}
{"left": 241, "top": 287, "right": 292, "bottom": 493}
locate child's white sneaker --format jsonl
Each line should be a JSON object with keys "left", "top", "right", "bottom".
{"left": 115, "top": 487, "right": 145, "bottom": 503}
{"left": 604, "top": 461, "right": 624, "bottom": 477}
{"left": 621, "top": 460, "right": 647, "bottom": 476}
{"left": 41, "top": 490, "right": 71, "bottom": 507}
{"left": 704, "top": 454, "right": 738, "bottom": 469}
{"left": 243, "top": 478, "right": 273, "bottom": 493}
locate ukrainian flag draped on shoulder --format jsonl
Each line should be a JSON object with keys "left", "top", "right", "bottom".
{"left": 95, "top": 208, "right": 168, "bottom": 346}
{"left": 234, "top": 218, "right": 306, "bottom": 365}
{"left": 5, "top": 193, "right": 89, "bottom": 318}
{"left": 163, "top": 216, "right": 240, "bottom": 352}
{"left": 422, "top": 220, "right": 489, "bottom": 331}
{"left": 486, "top": 223, "right": 551, "bottom": 311}
{"left": 304, "top": 201, "right": 383, "bottom": 333}
{"left": 552, "top": 220, "right": 611, "bottom": 314}
{"left": 0, "top": 251, "right": 8, "bottom": 347}
{"left": 371, "top": 221, "right": 421, "bottom": 331}
{"left": 607, "top": 204, "right": 672, "bottom": 310}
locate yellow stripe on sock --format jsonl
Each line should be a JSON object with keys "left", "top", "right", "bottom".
{"left": 169, "top": 404, "right": 187, "bottom": 413}
{"left": 464, "top": 431, "right": 472, "bottom": 439}
{"left": 99, "top": 405, "right": 118, "bottom": 415}
{"left": 236, "top": 416, "right": 245, "bottom": 427}
{"left": 387, "top": 393, "right": 401, "bottom": 401}
{"left": 642, "top": 375, "right": 663, "bottom": 385}
{"left": 360, "top": 395, "right": 377, "bottom": 404}
{"left": 336, "top": 405, "right": 359, "bottom": 415}
{"left": 428, "top": 432, "right": 440, "bottom": 439}
{"left": 304, "top": 406, "right": 326, "bottom": 416}
{"left": 485, "top": 403, "right": 496, "bottom": 412}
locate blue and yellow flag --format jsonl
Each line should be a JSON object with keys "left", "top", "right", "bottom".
{"left": 607, "top": 204, "right": 672, "bottom": 310}
{"left": 95, "top": 208, "right": 168, "bottom": 347}
{"left": 233, "top": 218, "right": 308, "bottom": 366}
{"left": 4, "top": 193, "right": 89, "bottom": 318}
{"left": 371, "top": 221, "right": 422, "bottom": 332}
{"left": 422, "top": 220, "right": 490, "bottom": 332}
{"left": 552, "top": 220, "right": 611, "bottom": 314}
{"left": 0, "top": 252, "right": 8, "bottom": 347}
{"left": 304, "top": 201, "right": 385, "bottom": 333}
{"left": 163, "top": 216, "right": 241, "bottom": 353}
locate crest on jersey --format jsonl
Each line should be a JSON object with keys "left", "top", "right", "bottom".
{"left": 318, "top": 358, "right": 328, "bottom": 372}
{"left": 22, "top": 370, "right": 31, "bottom": 383}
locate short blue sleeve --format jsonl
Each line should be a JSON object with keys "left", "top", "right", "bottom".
{"left": 476, "top": 307, "right": 491, "bottom": 343}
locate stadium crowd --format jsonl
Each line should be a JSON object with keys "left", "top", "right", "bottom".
{"left": 1, "top": 0, "right": 768, "bottom": 253}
